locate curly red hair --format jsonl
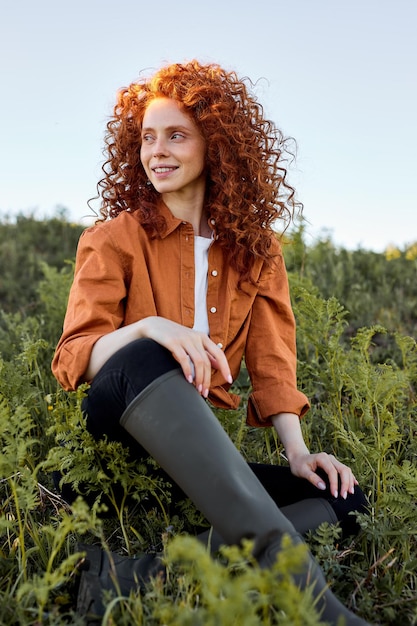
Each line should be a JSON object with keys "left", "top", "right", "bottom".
{"left": 95, "top": 60, "right": 302, "bottom": 282}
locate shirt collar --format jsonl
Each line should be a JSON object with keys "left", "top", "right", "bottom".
{"left": 157, "top": 200, "right": 217, "bottom": 240}
{"left": 157, "top": 200, "right": 184, "bottom": 238}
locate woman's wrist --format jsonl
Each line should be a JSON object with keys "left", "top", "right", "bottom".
{"left": 284, "top": 445, "right": 310, "bottom": 466}
{"left": 271, "top": 412, "right": 310, "bottom": 462}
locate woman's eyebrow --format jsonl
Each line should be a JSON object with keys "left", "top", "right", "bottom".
{"left": 141, "top": 124, "right": 190, "bottom": 133}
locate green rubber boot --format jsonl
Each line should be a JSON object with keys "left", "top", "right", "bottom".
{"left": 198, "top": 497, "right": 338, "bottom": 552}
{"left": 120, "top": 369, "right": 371, "bottom": 626}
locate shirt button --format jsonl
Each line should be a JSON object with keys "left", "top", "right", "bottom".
{"left": 211, "top": 270, "right": 218, "bottom": 277}
{"left": 210, "top": 306, "right": 217, "bottom": 314}
{"left": 217, "top": 342, "right": 223, "bottom": 349}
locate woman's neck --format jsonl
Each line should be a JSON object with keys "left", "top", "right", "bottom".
{"left": 162, "top": 191, "right": 209, "bottom": 236}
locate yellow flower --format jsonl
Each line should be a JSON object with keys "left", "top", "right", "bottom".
{"left": 384, "top": 245, "right": 401, "bottom": 261}
{"left": 405, "top": 242, "right": 417, "bottom": 260}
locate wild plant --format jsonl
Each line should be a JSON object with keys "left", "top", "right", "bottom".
{"left": 0, "top": 241, "right": 417, "bottom": 623}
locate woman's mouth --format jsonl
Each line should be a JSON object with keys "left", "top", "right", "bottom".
{"left": 153, "top": 166, "right": 178, "bottom": 176}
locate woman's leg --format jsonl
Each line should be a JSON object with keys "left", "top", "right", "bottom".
{"left": 83, "top": 337, "right": 181, "bottom": 451}
{"left": 119, "top": 364, "right": 369, "bottom": 625}
{"left": 82, "top": 338, "right": 367, "bottom": 537}
{"left": 249, "top": 463, "right": 368, "bottom": 537}
{"left": 79, "top": 338, "right": 370, "bottom": 624}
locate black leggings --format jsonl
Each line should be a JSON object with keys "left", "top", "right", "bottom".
{"left": 83, "top": 338, "right": 367, "bottom": 536}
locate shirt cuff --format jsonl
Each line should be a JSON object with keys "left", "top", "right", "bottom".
{"left": 246, "top": 385, "right": 310, "bottom": 428}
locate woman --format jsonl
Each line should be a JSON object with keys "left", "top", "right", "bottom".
{"left": 52, "top": 60, "right": 369, "bottom": 624}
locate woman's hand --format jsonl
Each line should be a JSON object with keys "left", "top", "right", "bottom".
{"left": 140, "top": 317, "right": 232, "bottom": 397}
{"left": 271, "top": 412, "right": 359, "bottom": 500}
{"left": 287, "top": 450, "right": 358, "bottom": 500}
{"left": 85, "top": 316, "right": 232, "bottom": 394}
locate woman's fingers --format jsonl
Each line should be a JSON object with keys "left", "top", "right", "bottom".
{"left": 184, "top": 343, "right": 212, "bottom": 396}
{"left": 291, "top": 452, "right": 358, "bottom": 500}
{"left": 205, "top": 342, "right": 233, "bottom": 384}
{"left": 314, "top": 453, "right": 340, "bottom": 498}
{"left": 185, "top": 337, "right": 232, "bottom": 396}
{"left": 324, "top": 455, "right": 357, "bottom": 499}
{"left": 308, "top": 454, "right": 355, "bottom": 499}
{"left": 144, "top": 317, "right": 232, "bottom": 396}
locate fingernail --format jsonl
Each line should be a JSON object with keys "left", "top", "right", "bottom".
{"left": 318, "top": 481, "right": 326, "bottom": 490}
{"left": 334, "top": 490, "right": 338, "bottom": 499}
{"left": 203, "top": 388, "right": 209, "bottom": 398}
{"left": 198, "top": 384, "right": 203, "bottom": 393}
{"left": 187, "top": 375, "right": 193, "bottom": 383}
{"left": 227, "top": 375, "right": 233, "bottom": 384}
{"left": 343, "top": 491, "right": 347, "bottom": 500}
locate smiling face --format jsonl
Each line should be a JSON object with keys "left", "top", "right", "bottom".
{"left": 140, "top": 97, "right": 207, "bottom": 201}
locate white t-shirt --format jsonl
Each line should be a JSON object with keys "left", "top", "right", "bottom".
{"left": 192, "top": 235, "right": 211, "bottom": 335}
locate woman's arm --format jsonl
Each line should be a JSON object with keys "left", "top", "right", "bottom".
{"left": 271, "top": 412, "right": 358, "bottom": 500}
{"left": 244, "top": 244, "right": 310, "bottom": 426}
{"left": 53, "top": 218, "right": 232, "bottom": 393}
{"left": 86, "top": 316, "right": 233, "bottom": 397}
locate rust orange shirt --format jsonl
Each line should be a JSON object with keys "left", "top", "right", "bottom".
{"left": 52, "top": 203, "right": 310, "bottom": 427}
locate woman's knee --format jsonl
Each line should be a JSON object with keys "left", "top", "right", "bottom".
{"left": 93, "top": 338, "right": 179, "bottom": 398}
{"left": 107, "top": 338, "right": 178, "bottom": 381}
{"left": 84, "top": 338, "right": 180, "bottom": 439}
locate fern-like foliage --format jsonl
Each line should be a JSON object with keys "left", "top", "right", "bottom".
{"left": 0, "top": 227, "right": 417, "bottom": 623}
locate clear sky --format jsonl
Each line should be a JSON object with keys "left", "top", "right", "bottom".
{"left": 1, "top": 0, "right": 416, "bottom": 251}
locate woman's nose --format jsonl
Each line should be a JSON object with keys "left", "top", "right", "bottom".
{"left": 153, "top": 138, "right": 168, "bottom": 157}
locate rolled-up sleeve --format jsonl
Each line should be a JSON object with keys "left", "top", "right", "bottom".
{"left": 52, "top": 226, "right": 129, "bottom": 390}
{"left": 244, "top": 243, "right": 309, "bottom": 427}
